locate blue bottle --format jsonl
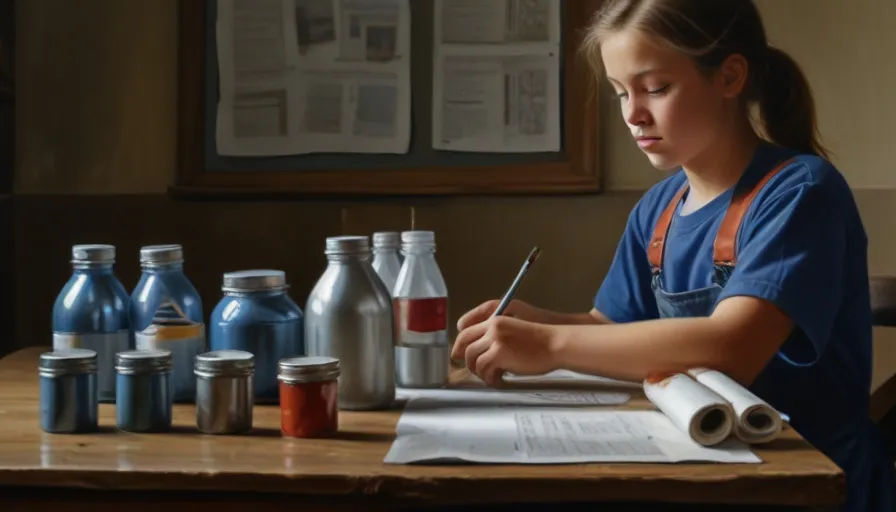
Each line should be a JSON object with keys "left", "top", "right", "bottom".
{"left": 52, "top": 244, "right": 130, "bottom": 403}
{"left": 128, "top": 244, "right": 205, "bottom": 403}
{"left": 209, "top": 270, "right": 304, "bottom": 404}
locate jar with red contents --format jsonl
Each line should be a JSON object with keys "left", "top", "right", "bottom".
{"left": 277, "top": 356, "right": 340, "bottom": 438}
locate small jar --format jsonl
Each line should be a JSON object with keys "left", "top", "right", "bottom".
{"left": 115, "top": 349, "right": 173, "bottom": 433}
{"left": 194, "top": 350, "right": 254, "bottom": 435}
{"left": 278, "top": 356, "right": 340, "bottom": 438}
{"left": 39, "top": 348, "right": 99, "bottom": 434}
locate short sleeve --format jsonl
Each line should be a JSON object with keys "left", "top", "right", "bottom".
{"left": 594, "top": 200, "right": 660, "bottom": 323}
{"left": 715, "top": 178, "right": 847, "bottom": 366}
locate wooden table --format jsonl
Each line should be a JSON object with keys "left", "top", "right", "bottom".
{"left": 0, "top": 347, "right": 844, "bottom": 511}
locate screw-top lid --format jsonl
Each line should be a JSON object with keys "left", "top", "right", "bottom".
{"left": 39, "top": 348, "right": 98, "bottom": 376}
{"left": 71, "top": 244, "right": 116, "bottom": 264}
{"left": 140, "top": 244, "right": 184, "bottom": 267}
{"left": 277, "top": 356, "right": 340, "bottom": 384}
{"left": 325, "top": 236, "right": 370, "bottom": 256}
{"left": 222, "top": 270, "right": 287, "bottom": 293}
{"left": 194, "top": 350, "right": 255, "bottom": 377}
{"left": 401, "top": 231, "right": 436, "bottom": 249}
{"left": 115, "top": 349, "right": 173, "bottom": 375}
{"left": 372, "top": 232, "right": 400, "bottom": 249}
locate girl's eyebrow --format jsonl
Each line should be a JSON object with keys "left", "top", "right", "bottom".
{"left": 607, "top": 68, "right": 665, "bottom": 84}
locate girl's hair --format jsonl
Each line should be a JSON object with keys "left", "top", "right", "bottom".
{"left": 581, "top": 0, "right": 830, "bottom": 160}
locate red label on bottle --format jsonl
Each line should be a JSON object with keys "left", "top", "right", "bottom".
{"left": 394, "top": 297, "right": 448, "bottom": 333}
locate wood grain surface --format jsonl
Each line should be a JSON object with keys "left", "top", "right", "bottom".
{"left": 0, "top": 347, "right": 844, "bottom": 509}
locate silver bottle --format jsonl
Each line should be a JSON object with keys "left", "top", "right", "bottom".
{"left": 371, "top": 231, "right": 402, "bottom": 295}
{"left": 304, "top": 236, "right": 395, "bottom": 410}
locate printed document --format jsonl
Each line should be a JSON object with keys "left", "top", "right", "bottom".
{"left": 395, "top": 386, "right": 631, "bottom": 407}
{"left": 215, "top": 0, "right": 411, "bottom": 155}
{"left": 431, "top": 0, "right": 561, "bottom": 152}
{"left": 385, "top": 407, "right": 761, "bottom": 464}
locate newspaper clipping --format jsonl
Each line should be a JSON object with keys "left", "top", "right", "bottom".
{"left": 215, "top": 0, "right": 412, "bottom": 156}
{"left": 432, "top": 0, "right": 561, "bottom": 152}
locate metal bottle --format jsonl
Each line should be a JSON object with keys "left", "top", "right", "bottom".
{"left": 371, "top": 232, "right": 402, "bottom": 295}
{"left": 304, "top": 236, "right": 395, "bottom": 410}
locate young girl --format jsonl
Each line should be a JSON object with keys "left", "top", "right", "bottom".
{"left": 451, "top": 1, "right": 895, "bottom": 511}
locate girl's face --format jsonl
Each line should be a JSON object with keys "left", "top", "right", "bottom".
{"left": 600, "top": 28, "right": 734, "bottom": 171}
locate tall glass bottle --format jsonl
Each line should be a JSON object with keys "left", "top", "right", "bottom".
{"left": 52, "top": 244, "right": 130, "bottom": 403}
{"left": 128, "top": 244, "right": 205, "bottom": 403}
{"left": 371, "top": 231, "right": 402, "bottom": 295}
{"left": 392, "top": 230, "right": 450, "bottom": 388}
{"left": 305, "top": 236, "right": 395, "bottom": 410}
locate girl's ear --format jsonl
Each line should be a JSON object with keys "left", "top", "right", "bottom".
{"left": 717, "top": 53, "right": 750, "bottom": 99}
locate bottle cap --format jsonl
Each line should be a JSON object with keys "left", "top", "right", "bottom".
{"left": 194, "top": 350, "right": 255, "bottom": 378}
{"left": 71, "top": 244, "right": 116, "bottom": 265}
{"left": 277, "top": 356, "right": 341, "bottom": 384}
{"left": 115, "top": 349, "right": 173, "bottom": 375}
{"left": 222, "top": 270, "right": 287, "bottom": 293}
{"left": 39, "top": 348, "right": 98, "bottom": 377}
{"left": 140, "top": 244, "right": 184, "bottom": 267}
{"left": 325, "top": 236, "right": 370, "bottom": 256}
{"left": 372, "top": 232, "right": 400, "bottom": 249}
{"left": 401, "top": 231, "right": 436, "bottom": 250}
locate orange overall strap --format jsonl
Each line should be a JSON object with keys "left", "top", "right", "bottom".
{"left": 712, "top": 158, "right": 795, "bottom": 266}
{"left": 647, "top": 185, "right": 688, "bottom": 271}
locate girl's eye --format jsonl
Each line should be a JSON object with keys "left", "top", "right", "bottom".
{"left": 648, "top": 84, "right": 669, "bottom": 95}
{"left": 614, "top": 90, "right": 628, "bottom": 100}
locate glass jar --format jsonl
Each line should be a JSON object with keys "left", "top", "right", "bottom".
{"left": 209, "top": 269, "right": 304, "bottom": 404}
{"left": 278, "top": 356, "right": 340, "bottom": 438}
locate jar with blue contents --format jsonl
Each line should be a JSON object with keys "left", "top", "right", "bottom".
{"left": 52, "top": 244, "right": 130, "bottom": 403}
{"left": 209, "top": 270, "right": 304, "bottom": 403}
{"left": 129, "top": 244, "right": 205, "bottom": 403}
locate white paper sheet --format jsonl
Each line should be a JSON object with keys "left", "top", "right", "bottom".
{"left": 215, "top": 0, "right": 412, "bottom": 155}
{"left": 385, "top": 407, "right": 761, "bottom": 464}
{"left": 502, "top": 369, "right": 642, "bottom": 389}
{"left": 395, "top": 386, "right": 631, "bottom": 407}
{"left": 431, "top": 0, "right": 561, "bottom": 152}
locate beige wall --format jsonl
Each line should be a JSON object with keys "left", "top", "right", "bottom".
{"left": 14, "top": 0, "right": 896, "bottom": 389}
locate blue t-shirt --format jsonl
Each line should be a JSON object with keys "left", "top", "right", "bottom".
{"left": 595, "top": 142, "right": 894, "bottom": 511}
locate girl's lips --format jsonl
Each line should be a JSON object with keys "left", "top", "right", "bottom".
{"left": 636, "top": 137, "right": 662, "bottom": 149}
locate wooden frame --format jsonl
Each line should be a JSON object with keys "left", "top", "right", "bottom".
{"left": 173, "top": 0, "right": 603, "bottom": 197}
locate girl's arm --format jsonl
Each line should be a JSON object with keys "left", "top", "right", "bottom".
{"left": 550, "top": 295, "right": 794, "bottom": 386}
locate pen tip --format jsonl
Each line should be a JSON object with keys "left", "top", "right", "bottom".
{"left": 528, "top": 247, "right": 540, "bottom": 263}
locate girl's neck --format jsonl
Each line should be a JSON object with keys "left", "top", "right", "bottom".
{"left": 681, "top": 119, "right": 763, "bottom": 210}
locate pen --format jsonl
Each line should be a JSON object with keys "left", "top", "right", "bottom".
{"left": 492, "top": 247, "right": 541, "bottom": 317}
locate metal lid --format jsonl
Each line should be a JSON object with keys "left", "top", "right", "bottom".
{"left": 325, "top": 236, "right": 370, "bottom": 256}
{"left": 115, "top": 349, "right": 173, "bottom": 375}
{"left": 140, "top": 244, "right": 184, "bottom": 267}
{"left": 222, "top": 270, "right": 287, "bottom": 293}
{"left": 39, "top": 348, "right": 98, "bottom": 376}
{"left": 194, "top": 350, "right": 255, "bottom": 377}
{"left": 372, "top": 232, "right": 400, "bottom": 249}
{"left": 71, "top": 244, "right": 116, "bottom": 264}
{"left": 401, "top": 231, "right": 435, "bottom": 246}
{"left": 277, "top": 356, "right": 340, "bottom": 384}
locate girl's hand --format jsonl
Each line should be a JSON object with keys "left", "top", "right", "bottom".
{"left": 451, "top": 316, "right": 562, "bottom": 387}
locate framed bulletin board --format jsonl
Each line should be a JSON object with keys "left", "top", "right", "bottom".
{"left": 174, "top": 0, "right": 603, "bottom": 197}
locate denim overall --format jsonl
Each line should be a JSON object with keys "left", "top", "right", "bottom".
{"left": 647, "top": 159, "right": 793, "bottom": 319}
